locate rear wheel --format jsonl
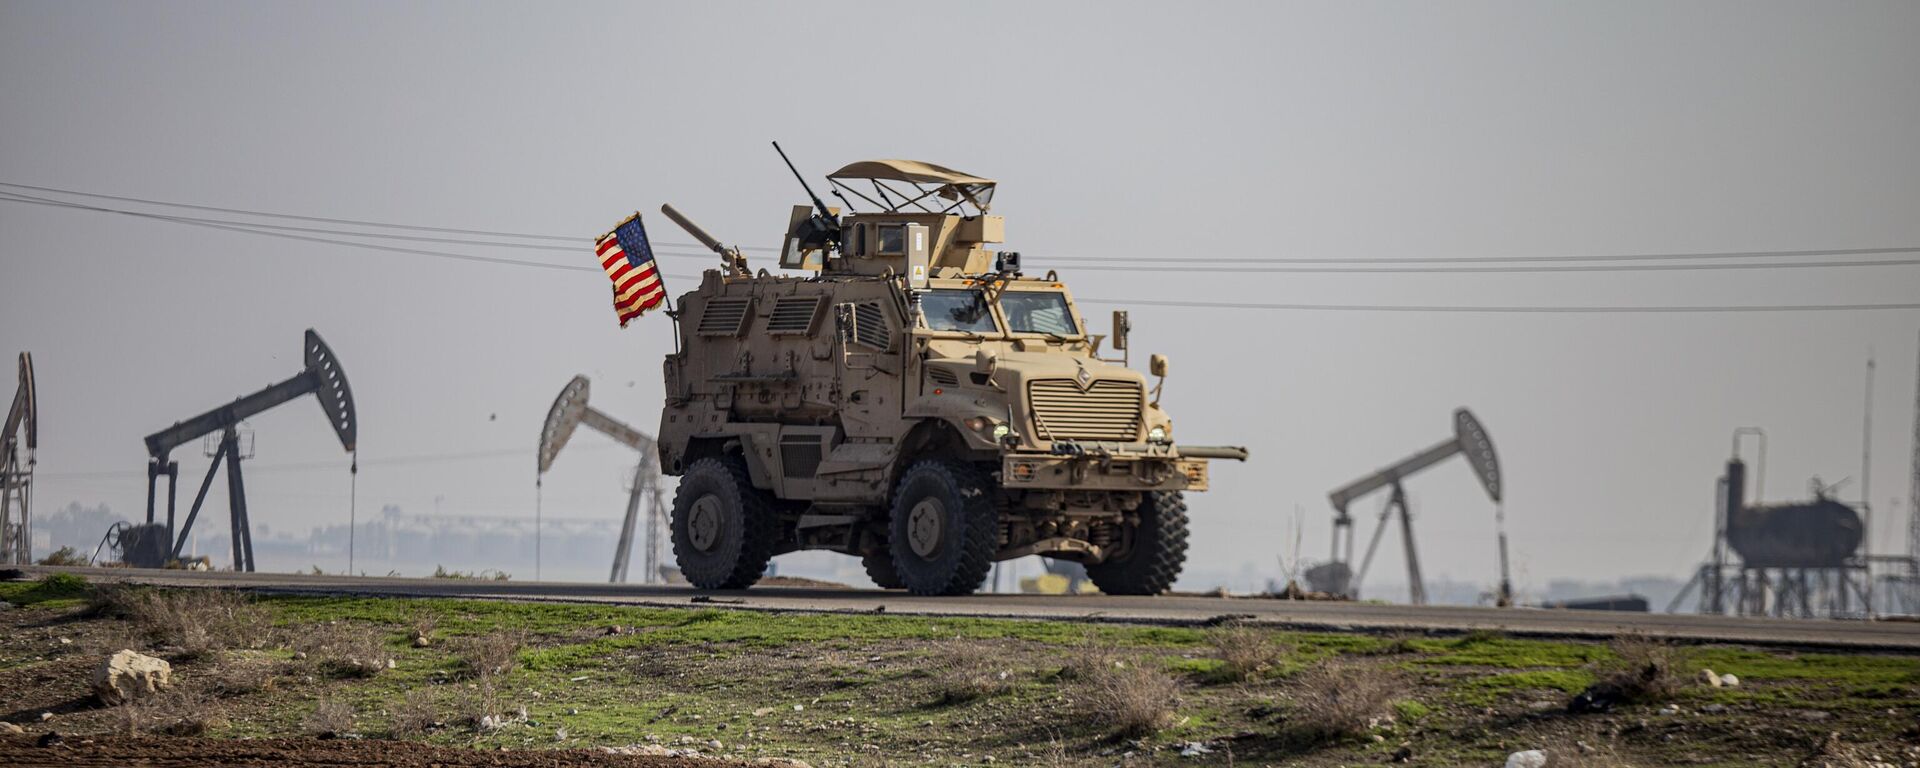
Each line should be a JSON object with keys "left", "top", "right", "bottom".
{"left": 1086, "top": 491, "right": 1188, "bottom": 595}
{"left": 670, "top": 456, "right": 779, "bottom": 589}
{"left": 887, "top": 460, "right": 997, "bottom": 596}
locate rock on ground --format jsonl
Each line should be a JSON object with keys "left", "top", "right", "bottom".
{"left": 91, "top": 650, "right": 172, "bottom": 706}
{"left": 1505, "top": 750, "right": 1548, "bottom": 768}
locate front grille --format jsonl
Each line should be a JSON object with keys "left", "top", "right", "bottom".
{"left": 1027, "top": 379, "right": 1143, "bottom": 441}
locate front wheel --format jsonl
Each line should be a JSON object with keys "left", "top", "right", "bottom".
{"left": 670, "top": 456, "right": 779, "bottom": 589}
{"left": 1086, "top": 491, "right": 1188, "bottom": 595}
{"left": 887, "top": 460, "right": 997, "bottom": 596}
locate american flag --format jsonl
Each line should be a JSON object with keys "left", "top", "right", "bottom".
{"left": 595, "top": 213, "right": 668, "bottom": 326}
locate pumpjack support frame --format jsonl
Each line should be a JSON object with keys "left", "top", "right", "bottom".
{"left": 538, "top": 375, "right": 667, "bottom": 584}
{"left": 2, "top": 352, "right": 36, "bottom": 565}
{"left": 140, "top": 330, "right": 355, "bottom": 570}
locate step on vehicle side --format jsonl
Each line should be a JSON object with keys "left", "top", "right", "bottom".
{"left": 655, "top": 152, "right": 1247, "bottom": 596}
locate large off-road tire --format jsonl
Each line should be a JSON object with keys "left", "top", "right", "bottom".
{"left": 1086, "top": 491, "right": 1188, "bottom": 596}
{"left": 887, "top": 460, "right": 997, "bottom": 596}
{"left": 861, "top": 551, "right": 905, "bottom": 590}
{"left": 670, "top": 456, "right": 780, "bottom": 590}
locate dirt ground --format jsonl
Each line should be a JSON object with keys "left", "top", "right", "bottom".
{"left": 4, "top": 574, "right": 1919, "bottom": 767}
{"left": 0, "top": 735, "right": 744, "bottom": 767}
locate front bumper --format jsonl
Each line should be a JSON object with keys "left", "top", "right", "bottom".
{"left": 1000, "top": 443, "right": 1210, "bottom": 491}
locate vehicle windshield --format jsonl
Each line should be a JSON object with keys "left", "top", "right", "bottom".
{"left": 920, "top": 289, "right": 998, "bottom": 333}
{"left": 999, "top": 291, "right": 1079, "bottom": 336}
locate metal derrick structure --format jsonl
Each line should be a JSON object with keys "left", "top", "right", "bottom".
{"left": 2, "top": 353, "right": 35, "bottom": 564}
{"left": 537, "top": 375, "right": 667, "bottom": 584}
{"left": 1318, "top": 408, "right": 1507, "bottom": 605}
{"left": 131, "top": 330, "right": 356, "bottom": 571}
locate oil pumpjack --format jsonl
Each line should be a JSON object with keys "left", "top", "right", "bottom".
{"left": 1316, "top": 408, "right": 1507, "bottom": 605}
{"left": 128, "top": 330, "right": 356, "bottom": 570}
{"left": 1, "top": 353, "right": 35, "bottom": 565}
{"left": 537, "top": 375, "right": 668, "bottom": 583}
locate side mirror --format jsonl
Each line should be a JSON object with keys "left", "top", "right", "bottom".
{"left": 833, "top": 303, "right": 856, "bottom": 345}
{"left": 1111, "top": 311, "right": 1130, "bottom": 351}
{"left": 906, "top": 223, "right": 931, "bottom": 291}
{"left": 1148, "top": 353, "right": 1169, "bottom": 406}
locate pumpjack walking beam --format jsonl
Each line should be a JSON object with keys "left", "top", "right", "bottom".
{"left": 2, "top": 352, "right": 36, "bottom": 565}
{"left": 538, "top": 375, "right": 667, "bottom": 584}
{"left": 1328, "top": 408, "right": 1504, "bottom": 605}
{"left": 142, "top": 330, "right": 356, "bottom": 570}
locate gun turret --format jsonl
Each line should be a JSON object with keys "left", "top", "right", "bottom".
{"left": 659, "top": 203, "right": 748, "bottom": 276}
{"left": 772, "top": 141, "right": 840, "bottom": 252}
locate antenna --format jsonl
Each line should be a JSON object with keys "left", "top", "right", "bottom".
{"left": 771, "top": 141, "right": 841, "bottom": 254}
{"left": 773, "top": 141, "right": 835, "bottom": 223}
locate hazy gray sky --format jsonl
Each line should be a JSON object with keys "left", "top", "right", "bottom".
{"left": 3, "top": 1, "right": 1917, "bottom": 592}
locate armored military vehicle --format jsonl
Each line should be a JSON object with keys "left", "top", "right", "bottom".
{"left": 653, "top": 148, "right": 1246, "bottom": 596}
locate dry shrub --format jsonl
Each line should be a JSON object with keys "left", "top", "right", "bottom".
{"left": 1285, "top": 661, "right": 1403, "bottom": 741}
{"left": 302, "top": 696, "right": 355, "bottom": 737}
{"left": 457, "top": 630, "right": 524, "bottom": 680}
{"left": 407, "top": 609, "right": 440, "bottom": 647}
{"left": 386, "top": 689, "right": 442, "bottom": 738}
{"left": 1597, "top": 636, "right": 1683, "bottom": 704}
{"left": 114, "top": 690, "right": 227, "bottom": 737}
{"left": 929, "top": 644, "right": 1013, "bottom": 705}
{"left": 1057, "top": 639, "right": 1126, "bottom": 682}
{"left": 1206, "top": 625, "right": 1286, "bottom": 682}
{"left": 36, "top": 546, "right": 87, "bottom": 566}
{"left": 451, "top": 631, "right": 524, "bottom": 731}
{"left": 207, "top": 655, "right": 280, "bottom": 696}
{"left": 297, "top": 622, "right": 393, "bottom": 678}
{"left": 1073, "top": 658, "right": 1182, "bottom": 737}
{"left": 83, "top": 581, "right": 145, "bottom": 618}
{"left": 124, "top": 589, "right": 268, "bottom": 659}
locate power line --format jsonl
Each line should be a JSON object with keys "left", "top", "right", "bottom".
{"left": 0, "top": 191, "right": 697, "bottom": 280}
{"left": 7, "top": 179, "right": 1912, "bottom": 266}
{"left": 1080, "top": 297, "right": 1920, "bottom": 314}
{"left": 1039, "top": 246, "right": 1920, "bottom": 265}
{"left": 1060, "top": 257, "right": 1920, "bottom": 275}
{"left": 0, "top": 179, "right": 776, "bottom": 253}
{"left": 5, "top": 186, "right": 1916, "bottom": 314}
{"left": 9, "top": 190, "right": 1917, "bottom": 278}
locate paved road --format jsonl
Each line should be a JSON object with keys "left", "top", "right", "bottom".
{"left": 10, "top": 565, "right": 1918, "bottom": 651}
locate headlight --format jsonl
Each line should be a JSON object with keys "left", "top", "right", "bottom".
{"left": 1147, "top": 426, "right": 1169, "bottom": 443}
{"left": 991, "top": 423, "right": 1012, "bottom": 441}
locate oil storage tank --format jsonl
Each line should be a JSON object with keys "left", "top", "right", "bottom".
{"left": 1726, "top": 499, "right": 1862, "bottom": 569}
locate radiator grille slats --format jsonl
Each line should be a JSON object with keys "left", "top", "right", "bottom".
{"left": 1027, "top": 379, "right": 1143, "bottom": 441}
{"left": 696, "top": 297, "right": 753, "bottom": 336}
{"left": 765, "top": 296, "right": 822, "bottom": 334}
{"left": 853, "top": 303, "right": 890, "bottom": 351}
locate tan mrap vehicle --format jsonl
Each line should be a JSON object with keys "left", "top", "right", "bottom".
{"left": 653, "top": 153, "right": 1246, "bottom": 596}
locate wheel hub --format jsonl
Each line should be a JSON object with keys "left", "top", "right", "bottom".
{"left": 688, "top": 495, "right": 725, "bottom": 552}
{"left": 907, "top": 498, "right": 946, "bottom": 558}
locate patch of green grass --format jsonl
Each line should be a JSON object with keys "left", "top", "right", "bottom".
{"left": 1451, "top": 669, "right": 1595, "bottom": 705}
{"left": 1392, "top": 699, "right": 1431, "bottom": 722}
{"left": 0, "top": 572, "right": 92, "bottom": 607}
{"left": 1690, "top": 647, "right": 1920, "bottom": 688}
{"left": 1410, "top": 633, "right": 1607, "bottom": 669}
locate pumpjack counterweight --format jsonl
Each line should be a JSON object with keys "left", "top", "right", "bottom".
{"left": 135, "top": 330, "right": 356, "bottom": 570}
